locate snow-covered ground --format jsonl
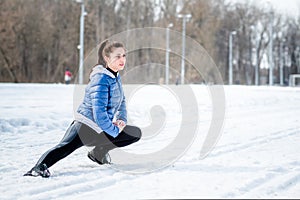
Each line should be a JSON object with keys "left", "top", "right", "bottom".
{"left": 1, "top": 83, "right": 300, "bottom": 199}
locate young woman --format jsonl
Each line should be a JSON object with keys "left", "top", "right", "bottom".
{"left": 24, "top": 40, "right": 142, "bottom": 178}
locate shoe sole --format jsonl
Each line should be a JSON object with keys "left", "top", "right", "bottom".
{"left": 87, "top": 153, "right": 105, "bottom": 165}
{"left": 23, "top": 171, "right": 50, "bottom": 178}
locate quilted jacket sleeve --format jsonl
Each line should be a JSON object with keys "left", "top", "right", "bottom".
{"left": 90, "top": 78, "right": 120, "bottom": 138}
{"left": 116, "top": 94, "right": 127, "bottom": 123}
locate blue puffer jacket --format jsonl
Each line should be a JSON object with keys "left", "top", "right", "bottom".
{"left": 76, "top": 65, "right": 127, "bottom": 138}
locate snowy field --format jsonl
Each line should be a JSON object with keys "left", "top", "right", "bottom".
{"left": 1, "top": 83, "right": 300, "bottom": 199}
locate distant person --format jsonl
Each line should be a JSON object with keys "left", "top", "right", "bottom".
{"left": 176, "top": 76, "right": 180, "bottom": 85}
{"left": 64, "top": 68, "right": 72, "bottom": 84}
{"left": 24, "top": 40, "right": 142, "bottom": 178}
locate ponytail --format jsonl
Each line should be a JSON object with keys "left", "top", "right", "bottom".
{"left": 97, "top": 39, "right": 109, "bottom": 67}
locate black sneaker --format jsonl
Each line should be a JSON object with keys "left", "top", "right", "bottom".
{"left": 87, "top": 150, "right": 111, "bottom": 165}
{"left": 24, "top": 163, "right": 51, "bottom": 178}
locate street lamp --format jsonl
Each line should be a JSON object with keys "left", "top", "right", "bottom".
{"left": 268, "top": 11, "right": 274, "bottom": 86}
{"left": 165, "top": 23, "right": 173, "bottom": 85}
{"left": 251, "top": 25, "right": 259, "bottom": 86}
{"left": 76, "top": 0, "right": 87, "bottom": 84}
{"left": 278, "top": 30, "right": 285, "bottom": 86}
{"left": 177, "top": 14, "right": 192, "bottom": 84}
{"left": 279, "top": 39, "right": 285, "bottom": 86}
{"left": 265, "top": 1, "right": 274, "bottom": 86}
{"left": 229, "top": 31, "right": 236, "bottom": 85}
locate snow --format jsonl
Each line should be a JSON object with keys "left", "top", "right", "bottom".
{"left": 1, "top": 83, "right": 300, "bottom": 199}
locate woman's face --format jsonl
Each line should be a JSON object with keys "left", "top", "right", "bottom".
{"left": 106, "top": 47, "right": 126, "bottom": 72}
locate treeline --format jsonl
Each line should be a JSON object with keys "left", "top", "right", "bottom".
{"left": 0, "top": 0, "right": 299, "bottom": 84}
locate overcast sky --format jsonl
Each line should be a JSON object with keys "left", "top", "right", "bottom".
{"left": 228, "top": 0, "right": 300, "bottom": 17}
{"left": 262, "top": 0, "right": 299, "bottom": 16}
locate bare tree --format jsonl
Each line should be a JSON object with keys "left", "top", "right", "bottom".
{"left": 1, "top": 0, "right": 299, "bottom": 85}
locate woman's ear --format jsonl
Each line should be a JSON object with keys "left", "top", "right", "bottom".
{"left": 104, "top": 55, "right": 110, "bottom": 64}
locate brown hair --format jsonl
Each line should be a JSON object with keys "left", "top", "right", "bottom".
{"left": 97, "top": 40, "right": 125, "bottom": 67}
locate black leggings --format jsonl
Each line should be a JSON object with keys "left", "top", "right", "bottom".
{"left": 35, "top": 121, "right": 142, "bottom": 168}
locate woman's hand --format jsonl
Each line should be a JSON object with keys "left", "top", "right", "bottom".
{"left": 113, "top": 120, "right": 126, "bottom": 132}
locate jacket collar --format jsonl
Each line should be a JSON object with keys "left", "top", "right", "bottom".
{"left": 90, "top": 65, "right": 118, "bottom": 79}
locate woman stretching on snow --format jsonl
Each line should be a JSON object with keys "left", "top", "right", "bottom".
{"left": 24, "top": 40, "right": 142, "bottom": 178}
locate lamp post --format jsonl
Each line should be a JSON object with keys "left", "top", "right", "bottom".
{"left": 278, "top": 30, "right": 285, "bottom": 86}
{"left": 279, "top": 40, "right": 284, "bottom": 86}
{"left": 76, "top": 0, "right": 86, "bottom": 84}
{"left": 177, "top": 14, "right": 192, "bottom": 84}
{"left": 268, "top": 13, "right": 274, "bottom": 86}
{"left": 165, "top": 23, "right": 173, "bottom": 85}
{"left": 251, "top": 25, "right": 259, "bottom": 86}
{"left": 266, "top": 2, "right": 274, "bottom": 86}
{"left": 229, "top": 31, "right": 236, "bottom": 85}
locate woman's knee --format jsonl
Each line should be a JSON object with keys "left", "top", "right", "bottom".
{"left": 124, "top": 125, "right": 142, "bottom": 140}
{"left": 130, "top": 126, "right": 142, "bottom": 142}
{"left": 135, "top": 126, "right": 142, "bottom": 140}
